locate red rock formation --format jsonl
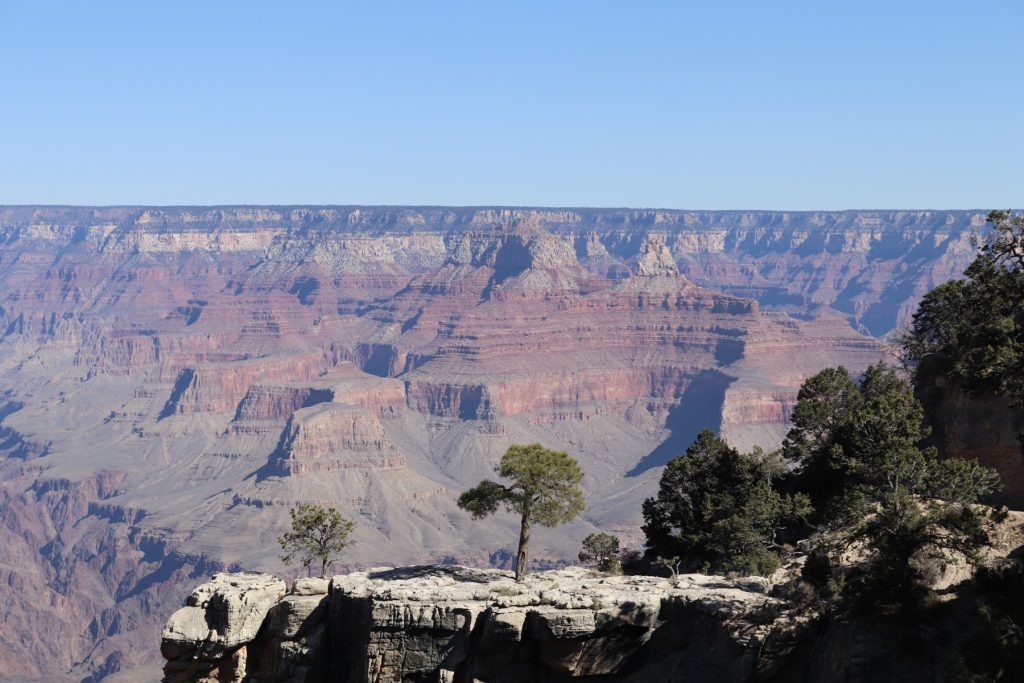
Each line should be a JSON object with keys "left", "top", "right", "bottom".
{"left": 234, "top": 385, "right": 335, "bottom": 422}
{"left": 165, "top": 353, "right": 329, "bottom": 415}
{"left": 271, "top": 403, "right": 406, "bottom": 475}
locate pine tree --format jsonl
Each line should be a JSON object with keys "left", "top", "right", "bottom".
{"left": 278, "top": 504, "right": 355, "bottom": 577}
{"left": 458, "top": 444, "right": 585, "bottom": 581}
{"left": 786, "top": 363, "right": 1001, "bottom": 606}
{"left": 579, "top": 533, "right": 622, "bottom": 573}
{"left": 642, "top": 430, "right": 808, "bottom": 576}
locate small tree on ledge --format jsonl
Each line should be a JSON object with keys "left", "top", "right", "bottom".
{"left": 278, "top": 504, "right": 355, "bottom": 578}
{"left": 458, "top": 444, "right": 585, "bottom": 581}
{"left": 579, "top": 532, "right": 622, "bottom": 574}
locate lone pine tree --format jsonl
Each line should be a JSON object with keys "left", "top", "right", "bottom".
{"left": 278, "top": 504, "right": 355, "bottom": 578}
{"left": 458, "top": 444, "right": 585, "bottom": 581}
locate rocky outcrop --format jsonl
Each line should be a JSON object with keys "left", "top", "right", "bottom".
{"left": 234, "top": 386, "right": 334, "bottom": 423}
{"left": 916, "top": 357, "right": 1024, "bottom": 507}
{"left": 270, "top": 403, "right": 406, "bottom": 474}
{"left": 162, "top": 573, "right": 287, "bottom": 681}
{"left": 161, "top": 566, "right": 804, "bottom": 683}
{"left": 165, "top": 354, "right": 330, "bottom": 416}
{"left": 634, "top": 234, "right": 681, "bottom": 278}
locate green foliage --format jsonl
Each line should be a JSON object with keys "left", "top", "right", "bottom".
{"left": 458, "top": 443, "right": 586, "bottom": 525}
{"left": 900, "top": 210, "right": 1024, "bottom": 405}
{"left": 458, "top": 443, "right": 585, "bottom": 580}
{"left": 455, "top": 480, "right": 507, "bottom": 518}
{"left": 784, "top": 363, "right": 1001, "bottom": 607}
{"left": 643, "top": 359, "right": 1001, "bottom": 603}
{"left": 655, "top": 555, "right": 682, "bottom": 585}
{"left": 980, "top": 209, "right": 1024, "bottom": 272}
{"left": 642, "top": 430, "right": 809, "bottom": 576}
{"left": 785, "top": 365, "right": 863, "bottom": 463}
{"left": 838, "top": 363, "right": 936, "bottom": 502}
{"left": 782, "top": 366, "right": 862, "bottom": 511}
{"left": 578, "top": 532, "right": 622, "bottom": 574}
{"left": 949, "top": 562, "right": 1024, "bottom": 681}
{"left": 619, "top": 548, "right": 647, "bottom": 575}
{"left": 796, "top": 544, "right": 846, "bottom": 605}
{"left": 278, "top": 504, "right": 355, "bottom": 578}
{"left": 800, "top": 546, "right": 832, "bottom": 587}
{"left": 497, "top": 443, "right": 586, "bottom": 526}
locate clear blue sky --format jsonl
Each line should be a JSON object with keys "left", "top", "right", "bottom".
{"left": 1, "top": 1, "right": 1021, "bottom": 209}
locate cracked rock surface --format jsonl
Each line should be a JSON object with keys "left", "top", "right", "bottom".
{"left": 161, "top": 565, "right": 805, "bottom": 683}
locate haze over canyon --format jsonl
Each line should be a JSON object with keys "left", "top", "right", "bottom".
{"left": 0, "top": 206, "right": 981, "bottom": 681}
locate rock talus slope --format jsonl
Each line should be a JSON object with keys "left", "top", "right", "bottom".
{"left": 0, "top": 206, "right": 981, "bottom": 680}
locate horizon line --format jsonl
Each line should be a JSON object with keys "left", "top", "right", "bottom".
{"left": 0, "top": 204, "right": 1006, "bottom": 213}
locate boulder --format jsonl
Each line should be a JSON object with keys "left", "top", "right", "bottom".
{"left": 161, "top": 573, "right": 286, "bottom": 662}
{"left": 267, "top": 595, "right": 328, "bottom": 640}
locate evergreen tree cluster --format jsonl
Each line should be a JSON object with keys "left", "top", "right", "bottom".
{"left": 900, "top": 210, "right": 1024, "bottom": 405}
{"left": 642, "top": 431, "right": 809, "bottom": 576}
{"left": 787, "top": 363, "right": 1000, "bottom": 604}
{"left": 642, "top": 363, "right": 1000, "bottom": 606}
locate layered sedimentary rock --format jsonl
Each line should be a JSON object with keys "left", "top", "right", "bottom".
{"left": 161, "top": 566, "right": 801, "bottom": 683}
{"left": 271, "top": 403, "right": 406, "bottom": 474}
{"left": 0, "top": 206, "right": 981, "bottom": 680}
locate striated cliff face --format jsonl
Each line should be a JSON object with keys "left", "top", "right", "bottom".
{"left": 160, "top": 566, "right": 803, "bottom": 683}
{"left": 0, "top": 206, "right": 981, "bottom": 680}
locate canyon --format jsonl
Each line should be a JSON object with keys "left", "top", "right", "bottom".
{"left": 0, "top": 206, "right": 982, "bottom": 681}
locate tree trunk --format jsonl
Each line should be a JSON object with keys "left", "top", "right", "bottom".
{"left": 515, "top": 509, "right": 531, "bottom": 582}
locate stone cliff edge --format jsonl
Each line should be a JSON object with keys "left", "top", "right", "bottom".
{"left": 160, "top": 565, "right": 806, "bottom": 683}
